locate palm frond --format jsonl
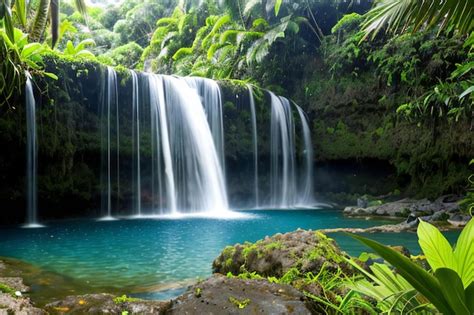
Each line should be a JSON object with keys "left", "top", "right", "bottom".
{"left": 363, "top": 0, "right": 474, "bottom": 38}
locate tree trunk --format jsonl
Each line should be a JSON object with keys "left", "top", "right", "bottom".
{"left": 29, "top": 0, "right": 51, "bottom": 43}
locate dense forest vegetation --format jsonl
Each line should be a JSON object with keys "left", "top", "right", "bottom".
{"left": 1, "top": 0, "right": 472, "bottom": 202}
{"left": 1, "top": 0, "right": 473, "bottom": 314}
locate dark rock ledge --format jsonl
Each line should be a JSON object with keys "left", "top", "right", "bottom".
{"left": 343, "top": 195, "right": 471, "bottom": 231}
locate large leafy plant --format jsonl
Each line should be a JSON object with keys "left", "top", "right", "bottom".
{"left": 0, "top": 28, "right": 56, "bottom": 107}
{"left": 350, "top": 219, "right": 474, "bottom": 314}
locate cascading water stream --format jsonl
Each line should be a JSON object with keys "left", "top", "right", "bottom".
{"left": 24, "top": 75, "right": 42, "bottom": 228}
{"left": 183, "top": 77, "right": 226, "bottom": 178}
{"left": 131, "top": 71, "right": 142, "bottom": 216}
{"left": 296, "top": 105, "right": 314, "bottom": 206}
{"left": 269, "top": 92, "right": 297, "bottom": 208}
{"left": 100, "top": 67, "right": 119, "bottom": 220}
{"left": 248, "top": 85, "right": 259, "bottom": 208}
{"left": 149, "top": 74, "right": 178, "bottom": 214}
{"left": 25, "top": 67, "right": 315, "bottom": 223}
{"left": 164, "top": 76, "right": 229, "bottom": 213}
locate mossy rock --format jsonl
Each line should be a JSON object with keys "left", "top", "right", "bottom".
{"left": 212, "top": 229, "right": 352, "bottom": 278}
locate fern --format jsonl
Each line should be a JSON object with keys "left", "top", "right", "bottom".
{"left": 173, "top": 47, "right": 193, "bottom": 61}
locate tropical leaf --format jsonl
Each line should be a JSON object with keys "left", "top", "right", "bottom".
{"left": 417, "top": 220, "right": 457, "bottom": 272}
{"left": 348, "top": 233, "right": 454, "bottom": 314}
{"left": 453, "top": 218, "right": 474, "bottom": 287}
{"left": 435, "top": 268, "right": 470, "bottom": 315}
{"left": 362, "top": 0, "right": 474, "bottom": 39}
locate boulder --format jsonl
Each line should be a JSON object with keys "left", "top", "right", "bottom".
{"left": 0, "top": 293, "right": 45, "bottom": 315}
{"left": 344, "top": 196, "right": 461, "bottom": 219}
{"left": 45, "top": 293, "right": 170, "bottom": 314}
{"left": 213, "top": 229, "right": 351, "bottom": 278}
{"left": 0, "top": 277, "right": 30, "bottom": 293}
{"left": 167, "top": 274, "right": 312, "bottom": 314}
{"left": 448, "top": 214, "right": 471, "bottom": 227}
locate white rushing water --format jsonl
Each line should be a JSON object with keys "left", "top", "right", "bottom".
{"left": 24, "top": 75, "right": 43, "bottom": 228}
{"left": 296, "top": 104, "right": 314, "bottom": 206}
{"left": 147, "top": 74, "right": 229, "bottom": 214}
{"left": 99, "top": 67, "right": 119, "bottom": 220}
{"left": 183, "top": 77, "right": 226, "bottom": 178}
{"left": 248, "top": 85, "right": 259, "bottom": 208}
{"left": 269, "top": 93, "right": 297, "bottom": 208}
{"left": 131, "top": 70, "right": 142, "bottom": 216}
{"left": 97, "top": 72, "right": 314, "bottom": 219}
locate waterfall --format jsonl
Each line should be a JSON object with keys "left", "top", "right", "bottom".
{"left": 100, "top": 67, "right": 119, "bottom": 220}
{"left": 183, "top": 77, "right": 226, "bottom": 177}
{"left": 131, "top": 71, "right": 142, "bottom": 216}
{"left": 269, "top": 93, "right": 297, "bottom": 208}
{"left": 24, "top": 75, "right": 42, "bottom": 228}
{"left": 24, "top": 68, "right": 315, "bottom": 223}
{"left": 149, "top": 74, "right": 178, "bottom": 214}
{"left": 248, "top": 85, "right": 259, "bottom": 208}
{"left": 296, "top": 105, "right": 314, "bottom": 206}
{"left": 147, "top": 75, "right": 229, "bottom": 214}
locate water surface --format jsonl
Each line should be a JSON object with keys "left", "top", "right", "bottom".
{"left": 0, "top": 209, "right": 459, "bottom": 302}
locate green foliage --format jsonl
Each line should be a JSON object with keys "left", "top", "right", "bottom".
{"left": 331, "top": 13, "right": 362, "bottom": 34}
{"left": 0, "top": 283, "right": 16, "bottom": 297}
{"left": 113, "top": 295, "right": 139, "bottom": 304}
{"left": 459, "top": 160, "right": 474, "bottom": 215}
{"left": 142, "top": 4, "right": 304, "bottom": 80}
{"left": 349, "top": 219, "right": 474, "bottom": 314}
{"left": 0, "top": 28, "right": 58, "bottom": 107}
{"left": 362, "top": 0, "right": 473, "bottom": 39}
{"left": 104, "top": 42, "right": 143, "bottom": 68}
{"left": 346, "top": 258, "right": 433, "bottom": 313}
{"left": 62, "top": 38, "right": 96, "bottom": 58}
{"left": 228, "top": 296, "right": 251, "bottom": 309}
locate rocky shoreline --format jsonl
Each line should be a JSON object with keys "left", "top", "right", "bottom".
{"left": 342, "top": 195, "right": 471, "bottom": 232}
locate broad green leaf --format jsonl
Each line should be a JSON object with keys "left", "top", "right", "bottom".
{"left": 3, "top": 3, "right": 14, "bottom": 43}
{"left": 14, "top": 0, "right": 27, "bottom": 28}
{"left": 435, "top": 268, "right": 470, "bottom": 315}
{"left": 75, "top": 38, "right": 95, "bottom": 52}
{"left": 454, "top": 218, "right": 474, "bottom": 287}
{"left": 459, "top": 86, "right": 474, "bottom": 99}
{"left": 417, "top": 220, "right": 457, "bottom": 271}
{"left": 348, "top": 233, "right": 454, "bottom": 314}
{"left": 466, "top": 282, "right": 474, "bottom": 313}
{"left": 21, "top": 43, "right": 43, "bottom": 58}
{"left": 274, "top": 0, "right": 282, "bottom": 16}
{"left": 43, "top": 72, "right": 58, "bottom": 80}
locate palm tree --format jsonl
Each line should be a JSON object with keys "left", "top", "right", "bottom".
{"left": 1, "top": 0, "right": 87, "bottom": 46}
{"left": 363, "top": 0, "right": 473, "bottom": 38}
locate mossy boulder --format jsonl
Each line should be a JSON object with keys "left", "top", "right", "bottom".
{"left": 212, "top": 229, "right": 352, "bottom": 278}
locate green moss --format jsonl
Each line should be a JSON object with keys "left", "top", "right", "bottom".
{"left": 228, "top": 296, "right": 251, "bottom": 309}
{"left": 0, "top": 283, "right": 15, "bottom": 297}
{"left": 222, "top": 246, "right": 235, "bottom": 258}
{"left": 264, "top": 241, "right": 284, "bottom": 251}
{"left": 242, "top": 243, "right": 259, "bottom": 260}
{"left": 113, "top": 295, "right": 140, "bottom": 304}
{"left": 194, "top": 287, "right": 202, "bottom": 298}
{"left": 279, "top": 267, "right": 300, "bottom": 284}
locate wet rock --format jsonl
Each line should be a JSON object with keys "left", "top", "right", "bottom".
{"left": 320, "top": 220, "right": 419, "bottom": 234}
{"left": 0, "top": 293, "right": 46, "bottom": 315}
{"left": 448, "top": 214, "right": 471, "bottom": 227}
{"left": 344, "top": 196, "right": 461, "bottom": 219}
{"left": 167, "top": 274, "right": 311, "bottom": 314}
{"left": 45, "top": 293, "right": 170, "bottom": 314}
{"left": 213, "top": 229, "right": 351, "bottom": 278}
{"left": 0, "top": 277, "right": 30, "bottom": 293}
